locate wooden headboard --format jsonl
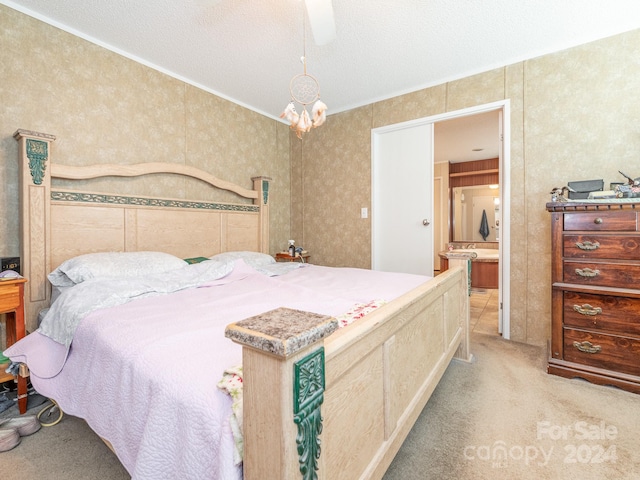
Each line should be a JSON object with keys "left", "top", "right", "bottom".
{"left": 14, "top": 129, "right": 271, "bottom": 331}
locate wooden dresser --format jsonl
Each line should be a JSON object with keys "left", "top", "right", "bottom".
{"left": 547, "top": 201, "right": 640, "bottom": 394}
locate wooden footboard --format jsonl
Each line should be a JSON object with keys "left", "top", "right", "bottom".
{"left": 227, "top": 262, "right": 470, "bottom": 480}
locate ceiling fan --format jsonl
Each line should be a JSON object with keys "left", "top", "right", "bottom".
{"left": 304, "top": 0, "right": 336, "bottom": 46}
{"left": 198, "top": 0, "right": 335, "bottom": 46}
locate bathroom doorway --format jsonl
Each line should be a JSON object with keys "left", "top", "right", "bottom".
{"left": 433, "top": 102, "right": 509, "bottom": 339}
{"left": 469, "top": 288, "right": 500, "bottom": 336}
{"left": 372, "top": 100, "right": 510, "bottom": 338}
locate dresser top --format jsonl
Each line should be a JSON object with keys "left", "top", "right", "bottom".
{"left": 546, "top": 199, "right": 640, "bottom": 212}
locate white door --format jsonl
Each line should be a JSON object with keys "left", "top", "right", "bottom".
{"left": 372, "top": 122, "right": 434, "bottom": 275}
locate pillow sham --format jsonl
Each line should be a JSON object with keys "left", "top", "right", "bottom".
{"left": 209, "top": 251, "right": 275, "bottom": 268}
{"left": 48, "top": 251, "right": 188, "bottom": 287}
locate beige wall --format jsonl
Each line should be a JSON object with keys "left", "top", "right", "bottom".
{"left": 294, "top": 28, "right": 640, "bottom": 346}
{"left": 0, "top": 5, "right": 291, "bottom": 261}
{"left": 2, "top": 5, "right": 639, "bottom": 347}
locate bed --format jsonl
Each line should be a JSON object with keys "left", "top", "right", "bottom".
{"left": 6, "top": 129, "right": 472, "bottom": 480}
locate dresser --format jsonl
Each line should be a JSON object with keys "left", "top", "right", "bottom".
{"left": 547, "top": 201, "right": 640, "bottom": 394}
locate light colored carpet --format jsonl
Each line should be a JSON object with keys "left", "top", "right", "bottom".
{"left": 383, "top": 332, "right": 639, "bottom": 480}
{"left": 1, "top": 405, "right": 129, "bottom": 479}
{"left": 2, "top": 332, "right": 638, "bottom": 479}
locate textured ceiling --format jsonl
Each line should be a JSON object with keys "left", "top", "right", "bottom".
{"left": 3, "top": 0, "right": 640, "bottom": 124}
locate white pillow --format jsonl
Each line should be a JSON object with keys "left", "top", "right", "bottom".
{"left": 50, "top": 285, "right": 72, "bottom": 304}
{"left": 209, "top": 251, "right": 275, "bottom": 268}
{"left": 48, "top": 251, "right": 188, "bottom": 287}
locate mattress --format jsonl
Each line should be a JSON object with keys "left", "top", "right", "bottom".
{"left": 5, "top": 258, "right": 429, "bottom": 480}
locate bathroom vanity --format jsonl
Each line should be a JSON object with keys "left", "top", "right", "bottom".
{"left": 438, "top": 247, "right": 499, "bottom": 289}
{"left": 547, "top": 200, "right": 640, "bottom": 394}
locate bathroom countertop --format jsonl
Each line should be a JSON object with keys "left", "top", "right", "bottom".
{"left": 438, "top": 249, "right": 499, "bottom": 262}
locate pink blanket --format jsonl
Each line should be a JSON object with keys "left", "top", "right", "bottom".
{"left": 6, "top": 261, "right": 429, "bottom": 479}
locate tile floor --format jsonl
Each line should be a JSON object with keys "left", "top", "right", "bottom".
{"left": 469, "top": 288, "right": 500, "bottom": 336}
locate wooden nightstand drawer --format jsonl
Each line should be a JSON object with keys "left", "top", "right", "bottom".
{"left": 563, "top": 260, "right": 640, "bottom": 288}
{"left": 564, "top": 328, "right": 640, "bottom": 377}
{"left": 563, "top": 291, "right": 640, "bottom": 337}
{"left": 0, "top": 283, "right": 21, "bottom": 311}
{"left": 563, "top": 234, "right": 640, "bottom": 259}
{"left": 564, "top": 211, "right": 637, "bottom": 231}
{"left": 0, "top": 277, "right": 28, "bottom": 413}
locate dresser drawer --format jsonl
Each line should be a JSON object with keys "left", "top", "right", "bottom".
{"left": 564, "top": 328, "right": 640, "bottom": 377}
{"left": 564, "top": 211, "right": 637, "bottom": 231}
{"left": 563, "top": 291, "right": 640, "bottom": 337}
{"left": 0, "top": 284, "right": 21, "bottom": 312}
{"left": 563, "top": 261, "right": 640, "bottom": 288}
{"left": 563, "top": 234, "right": 640, "bottom": 259}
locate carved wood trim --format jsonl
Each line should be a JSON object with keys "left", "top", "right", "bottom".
{"left": 51, "top": 162, "right": 258, "bottom": 200}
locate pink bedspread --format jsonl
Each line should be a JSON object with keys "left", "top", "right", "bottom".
{"left": 6, "top": 260, "right": 429, "bottom": 480}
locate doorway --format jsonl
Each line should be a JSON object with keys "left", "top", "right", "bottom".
{"left": 372, "top": 100, "right": 511, "bottom": 339}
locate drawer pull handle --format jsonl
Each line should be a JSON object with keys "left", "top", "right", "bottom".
{"left": 573, "top": 341, "right": 601, "bottom": 354}
{"left": 575, "top": 241, "right": 600, "bottom": 251}
{"left": 594, "top": 217, "right": 603, "bottom": 225}
{"left": 573, "top": 304, "right": 602, "bottom": 316}
{"left": 575, "top": 268, "right": 599, "bottom": 278}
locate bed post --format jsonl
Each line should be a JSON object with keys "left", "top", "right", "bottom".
{"left": 252, "top": 176, "right": 271, "bottom": 254}
{"left": 13, "top": 129, "right": 56, "bottom": 333}
{"left": 445, "top": 253, "right": 473, "bottom": 362}
{"left": 226, "top": 308, "right": 338, "bottom": 480}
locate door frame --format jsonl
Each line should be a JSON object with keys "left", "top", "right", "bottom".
{"left": 371, "top": 99, "right": 511, "bottom": 339}
{"left": 433, "top": 175, "right": 445, "bottom": 271}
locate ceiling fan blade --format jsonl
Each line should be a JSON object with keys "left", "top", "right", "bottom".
{"left": 304, "top": 0, "right": 336, "bottom": 46}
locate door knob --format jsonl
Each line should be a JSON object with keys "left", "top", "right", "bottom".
{"left": 422, "top": 219, "right": 430, "bottom": 226}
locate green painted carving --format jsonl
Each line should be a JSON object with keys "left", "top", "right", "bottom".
{"left": 293, "top": 348, "right": 325, "bottom": 480}
{"left": 51, "top": 191, "right": 259, "bottom": 212}
{"left": 262, "top": 179, "right": 269, "bottom": 205}
{"left": 26, "top": 139, "right": 48, "bottom": 185}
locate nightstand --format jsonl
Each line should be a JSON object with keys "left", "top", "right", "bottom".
{"left": 275, "top": 252, "right": 310, "bottom": 263}
{"left": 0, "top": 277, "right": 28, "bottom": 414}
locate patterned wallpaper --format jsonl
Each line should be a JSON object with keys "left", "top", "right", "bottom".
{"left": 0, "top": 5, "right": 290, "bottom": 260}
{"left": 1, "top": 4, "right": 639, "bottom": 346}
{"left": 293, "top": 29, "right": 640, "bottom": 346}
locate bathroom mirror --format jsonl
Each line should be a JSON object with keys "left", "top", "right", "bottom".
{"left": 451, "top": 185, "right": 500, "bottom": 242}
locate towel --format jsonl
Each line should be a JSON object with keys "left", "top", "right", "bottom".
{"left": 479, "top": 209, "right": 490, "bottom": 241}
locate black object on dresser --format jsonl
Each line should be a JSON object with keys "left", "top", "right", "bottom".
{"left": 547, "top": 201, "right": 640, "bottom": 394}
